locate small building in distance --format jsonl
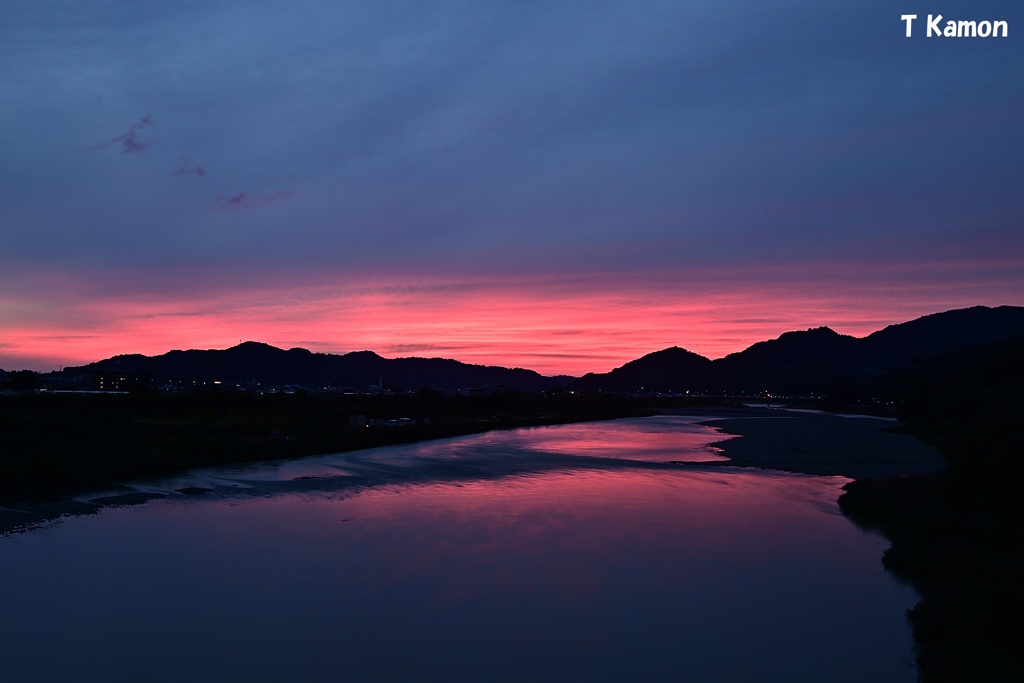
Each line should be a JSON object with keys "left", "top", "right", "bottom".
{"left": 86, "top": 370, "right": 151, "bottom": 392}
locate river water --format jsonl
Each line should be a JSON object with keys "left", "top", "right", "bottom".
{"left": 0, "top": 416, "right": 915, "bottom": 682}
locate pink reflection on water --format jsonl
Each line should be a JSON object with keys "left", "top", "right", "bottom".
{"left": 331, "top": 467, "right": 850, "bottom": 570}
{"left": 403, "top": 415, "right": 729, "bottom": 464}
{"left": 0, "top": 466, "right": 913, "bottom": 682}
{"left": 523, "top": 416, "right": 729, "bottom": 463}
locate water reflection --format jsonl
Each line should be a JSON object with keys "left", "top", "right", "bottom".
{"left": 410, "top": 416, "right": 729, "bottom": 463}
{"left": 124, "top": 416, "right": 729, "bottom": 498}
{"left": 0, "top": 417, "right": 915, "bottom": 682}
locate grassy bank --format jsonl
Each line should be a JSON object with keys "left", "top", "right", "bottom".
{"left": 0, "top": 390, "right": 648, "bottom": 505}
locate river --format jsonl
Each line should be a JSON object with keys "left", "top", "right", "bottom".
{"left": 0, "top": 415, "right": 915, "bottom": 682}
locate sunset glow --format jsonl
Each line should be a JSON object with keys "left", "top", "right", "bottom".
{"left": 4, "top": 259, "right": 1020, "bottom": 375}
{"left": 1, "top": 0, "right": 1021, "bottom": 376}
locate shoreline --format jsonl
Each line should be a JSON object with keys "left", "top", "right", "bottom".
{"left": 0, "top": 392, "right": 650, "bottom": 534}
{"left": 701, "top": 406, "right": 1023, "bottom": 680}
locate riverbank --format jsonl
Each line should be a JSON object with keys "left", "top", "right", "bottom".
{"left": 838, "top": 423, "right": 1024, "bottom": 681}
{"left": 701, "top": 406, "right": 1023, "bottom": 682}
{"left": 0, "top": 391, "right": 649, "bottom": 529}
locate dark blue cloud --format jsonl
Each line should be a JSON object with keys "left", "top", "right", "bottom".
{"left": 79, "top": 116, "right": 157, "bottom": 154}
{"left": 215, "top": 191, "right": 290, "bottom": 212}
{"left": 171, "top": 158, "right": 206, "bottom": 178}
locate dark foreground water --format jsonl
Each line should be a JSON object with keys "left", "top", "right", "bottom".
{"left": 0, "top": 416, "right": 915, "bottom": 682}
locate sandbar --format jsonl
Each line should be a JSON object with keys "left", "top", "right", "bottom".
{"left": 697, "top": 412, "right": 945, "bottom": 479}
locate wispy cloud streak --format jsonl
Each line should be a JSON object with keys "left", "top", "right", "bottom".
{"left": 215, "top": 191, "right": 291, "bottom": 212}
{"left": 170, "top": 157, "right": 206, "bottom": 178}
{"left": 80, "top": 116, "right": 157, "bottom": 154}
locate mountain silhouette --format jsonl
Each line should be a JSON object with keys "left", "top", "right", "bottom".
{"left": 61, "top": 341, "right": 565, "bottom": 393}
{"left": 860, "top": 305, "right": 1024, "bottom": 368}
{"left": 573, "top": 306, "right": 1024, "bottom": 394}
{"left": 712, "top": 326, "right": 861, "bottom": 392}
{"left": 572, "top": 346, "right": 713, "bottom": 393}
{"left": 32, "top": 305, "right": 1024, "bottom": 394}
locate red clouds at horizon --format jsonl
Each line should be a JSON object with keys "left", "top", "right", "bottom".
{"left": 3, "top": 258, "right": 1020, "bottom": 375}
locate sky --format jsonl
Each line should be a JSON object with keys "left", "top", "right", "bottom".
{"left": 2, "top": 0, "right": 1022, "bottom": 376}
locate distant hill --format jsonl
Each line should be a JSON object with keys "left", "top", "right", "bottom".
{"left": 860, "top": 306, "right": 1024, "bottom": 368}
{"left": 43, "top": 305, "right": 1024, "bottom": 395}
{"left": 712, "top": 326, "right": 862, "bottom": 393}
{"left": 573, "top": 306, "right": 1024, "bottom": 394}
{"left": 572, "top": 346, "right": 714, "bottom": 393}
{"left": 59, "top": 342, "right": 567, "bottom": 393}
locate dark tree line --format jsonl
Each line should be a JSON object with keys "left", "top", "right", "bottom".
{"left": 1, "top": 370, "right": 41, "bottom": 391}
